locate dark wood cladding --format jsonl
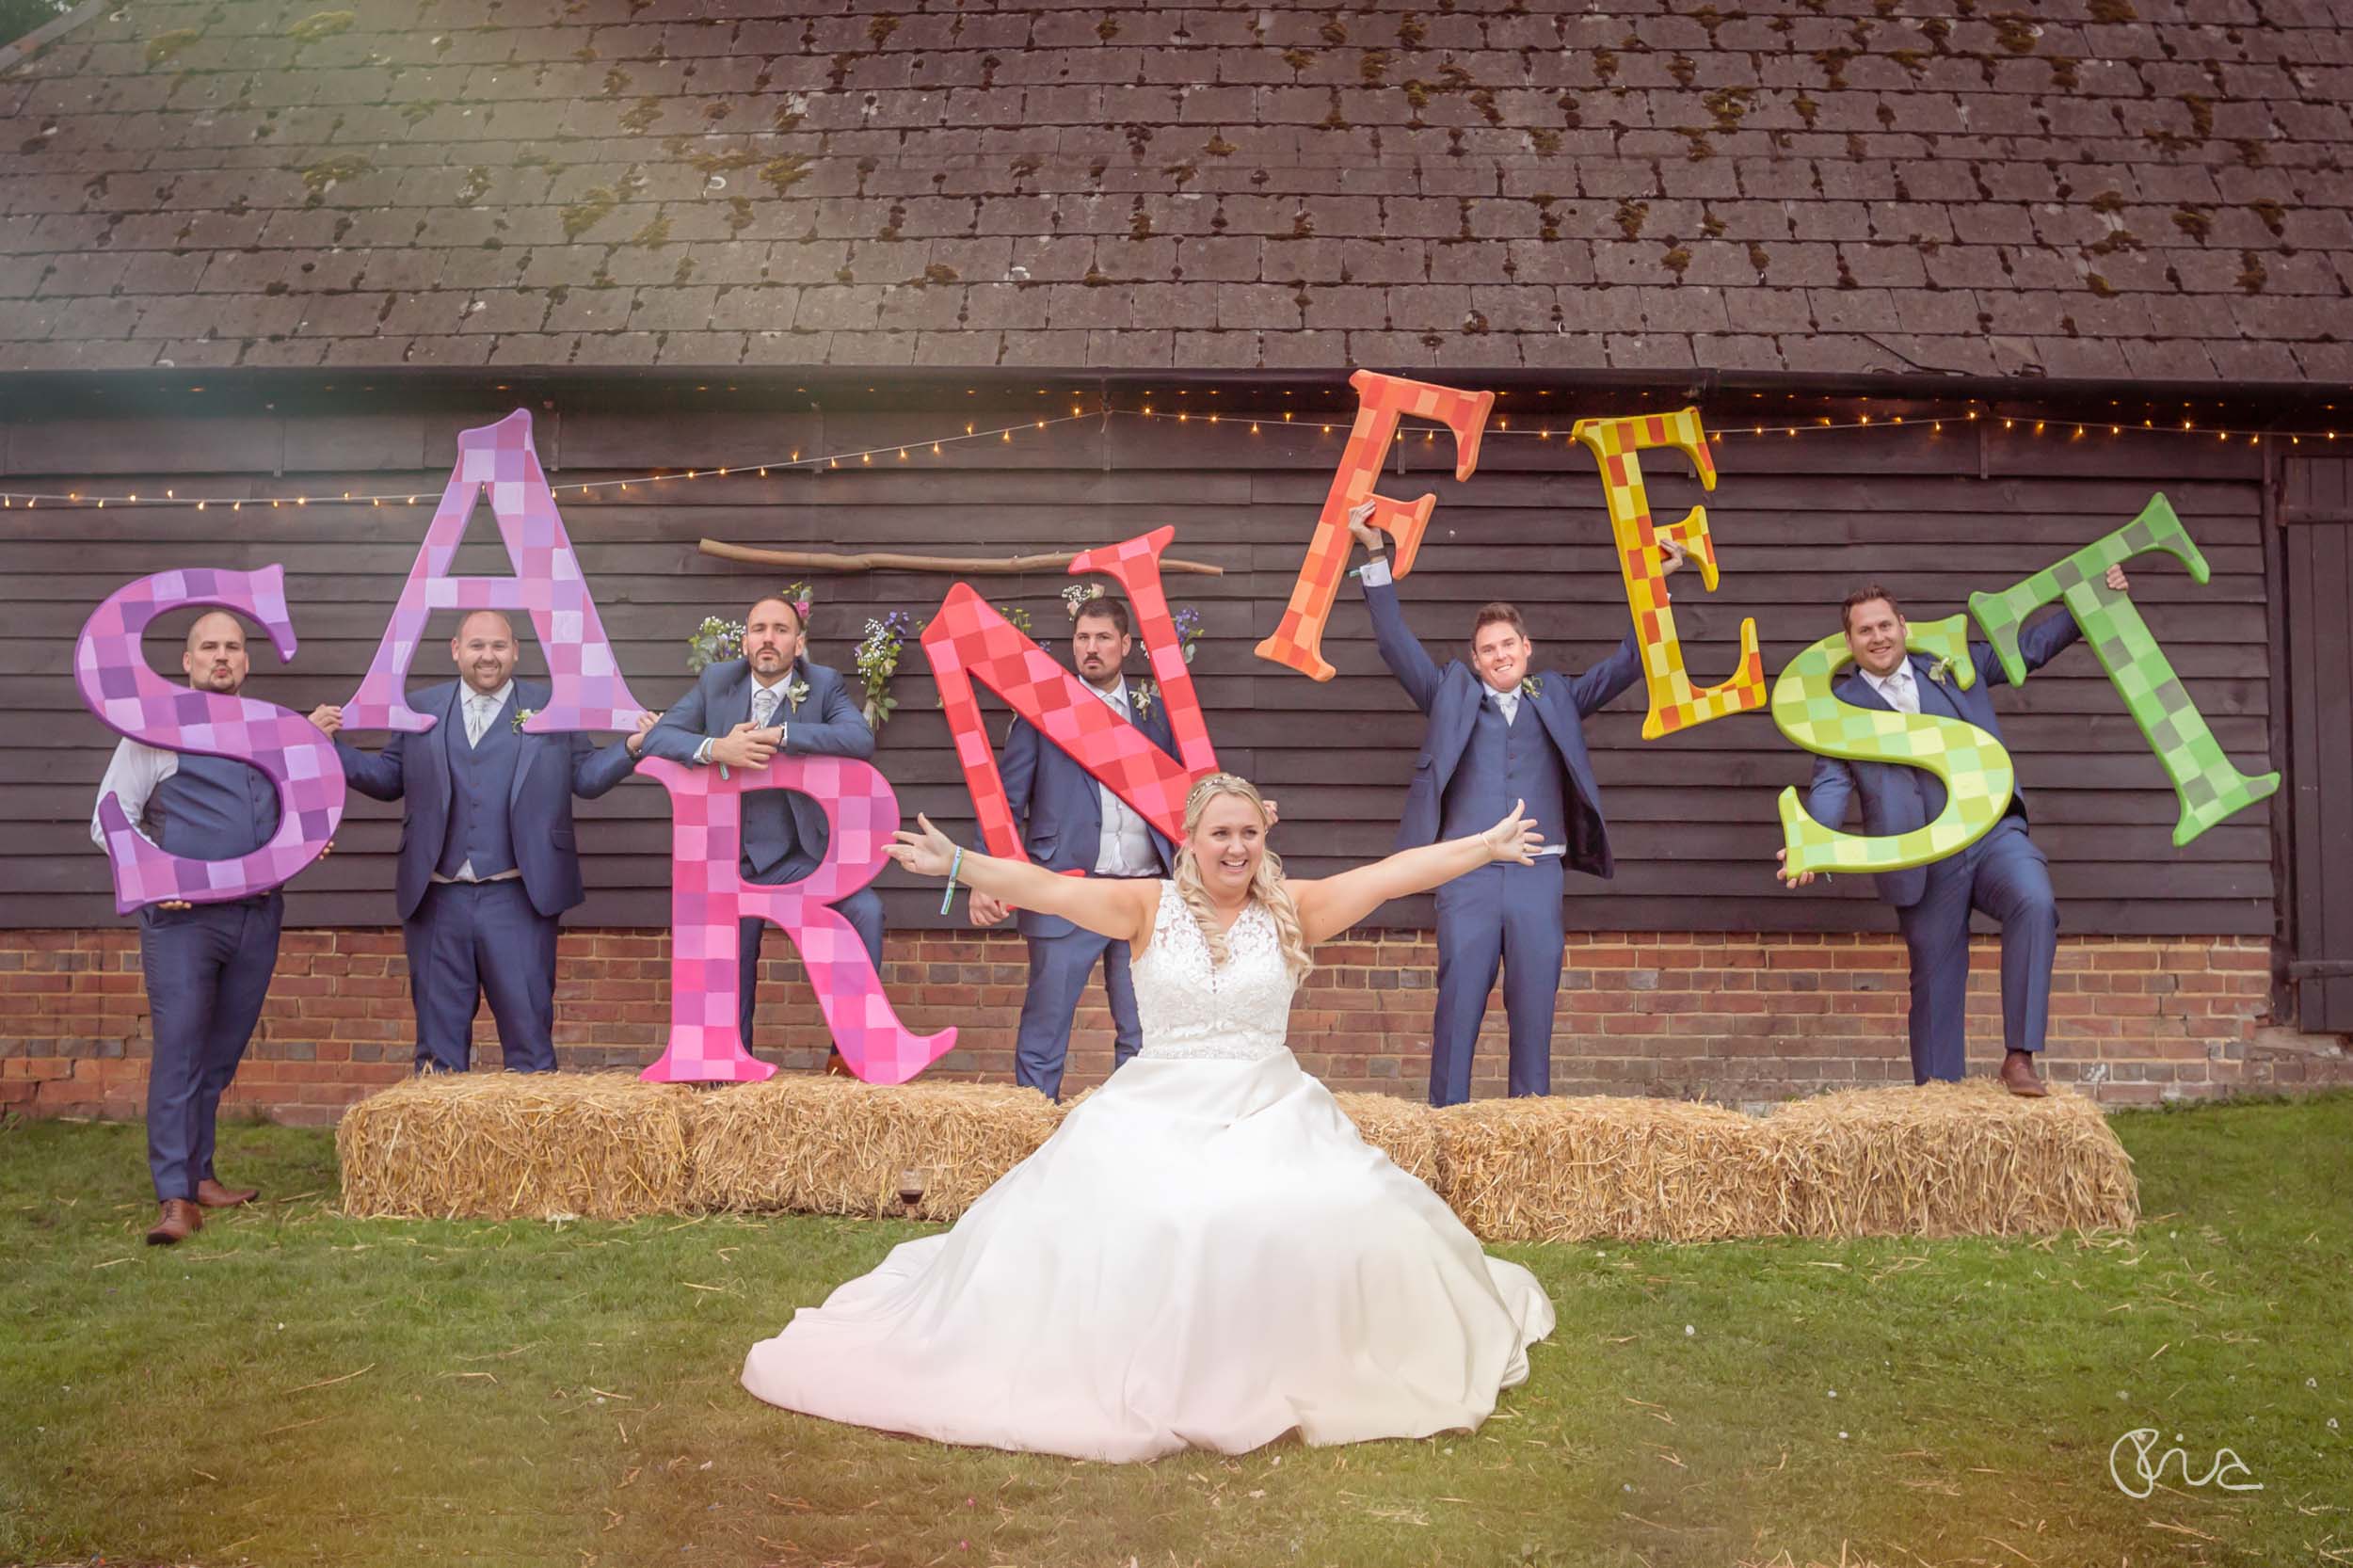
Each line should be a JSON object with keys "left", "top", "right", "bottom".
{"left": 2281, "top": 456, "right": 2353, "bottom": 1029}
{"left": 1, "top": 398, "right": 2280, "bottom": 937}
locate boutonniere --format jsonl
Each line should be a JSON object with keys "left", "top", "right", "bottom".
{"left": 1519, "top": 676, "right": 1544, "bottom": 700}
{"left": 784, "top": 676, "right": 811, "bottom": 711}
{"left": 509, "top": 706, "right": 537, "bottom": 732}
{"left": 1129, "top": 680, "right": 1158, "bottom": 718}
{"left": 1926, "top": 657, "right": 1957, "bottom": 686}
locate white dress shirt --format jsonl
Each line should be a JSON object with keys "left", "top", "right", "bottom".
{"left": 461, "top": 679, "right": 515, "bottom": 747}
{"left": 89, "top": 739, "right": 177, "bottom": 848}
{"left": 1089, "top": 677, "right": 1160, "bottom": 877}
{"left": 1862, "top": 662, "right": 1920, "bottom": 714}
{"left": 1489, "top": 685, "right": 1521, "bottom": 725}
{"left": 695, "top": 672, "right": 792, "bottom": 765}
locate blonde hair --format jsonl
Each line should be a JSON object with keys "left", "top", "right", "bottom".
{"left": 1171, "top": 772, "right": 1313, "bottom": 980}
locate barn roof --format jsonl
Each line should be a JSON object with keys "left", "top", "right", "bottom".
{"left": 3, "top": 0, "right": 2349, "bottom": 383}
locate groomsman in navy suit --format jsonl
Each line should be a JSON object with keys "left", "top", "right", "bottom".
{"left": 1350, "top": 507, "right": 1685, "bottom": 1107}
{"left": 92, "top": 611, "right": 320, "bottom": 1244}
{"left": 641, "top": 594, "right": 882, "bottom": 1054}
{"left": 316, "top": 611, "right": 648, "bottom": 1075}
{"left": 968, "top": 594, "right": 1178, "bottom": 1100}
{"left": 1780, "top": 570, "right": 2128, "bottom": 1096}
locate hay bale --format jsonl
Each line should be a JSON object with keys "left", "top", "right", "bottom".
{"left": 337, "top": 1072, "right": 691, "bottom": 1222}
{"left": 1433, "top": 1096, "right": 1781, "bottom": 1244}
{"left": 684, "top": 1076, "right": 1064, "bottom": 1221}
{"left": 1331, "top": 1091, "right": 1440, "bottom": 1185}
{"left": 1764, "top": 1080, "right": 2137, "bottom": 1238}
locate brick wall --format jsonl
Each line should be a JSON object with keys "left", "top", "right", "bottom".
{"left": 8, "top": 926, "right": 2347, "bottom": 1126}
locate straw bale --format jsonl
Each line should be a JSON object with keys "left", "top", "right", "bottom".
{"left": 684, "top": 1075, "right": 1063, "bottom": 1221}
{"left": 334, "top": 1069, "right": 2136, "bottom": 1244}
{"left": 337, "top": 1072, "right": 691, "bottom": 1221}
{"left": 1330, "top": 1091, "right": 1440, "bottom": 1184}
{"left": 1433, "top": 1096, "right": 1781, "bottom": 1243}
{"left": 1764, "top": 1080, "right": 2137, "bottom": 1238}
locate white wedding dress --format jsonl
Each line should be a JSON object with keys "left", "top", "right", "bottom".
{"left": 740, "top": 881, "right": 1556, "bottom": 1462}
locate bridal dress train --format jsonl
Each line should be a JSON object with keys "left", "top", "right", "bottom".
{"left": 740, "top": 881, "right": 1556, "bottom": 1463}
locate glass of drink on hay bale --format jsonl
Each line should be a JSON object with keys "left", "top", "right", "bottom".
{"left": 897, "top": 1167, "right": 926, "bottom": 1214}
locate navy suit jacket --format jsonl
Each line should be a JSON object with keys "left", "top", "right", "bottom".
{"left": 337, "top": 680, "right": 639, "bottom": 921}
{"left": 1801, "top": 610, "right": 2081, "bottom": 909}
{"left": 999, "top": 677, "right": 1180, "bottom": 940}
{"left": 639, "top": 656, "right": 873, "bottom": 879}
{"left": 1367, "top": 577, "right": 1641, "bottom": 879}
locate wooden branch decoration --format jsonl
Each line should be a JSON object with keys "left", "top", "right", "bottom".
{"left": 698, "top": 539, "right": 1225, "bottom": 577}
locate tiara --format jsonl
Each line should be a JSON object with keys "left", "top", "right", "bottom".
{"left": 1185, "top": 771, "right": 1256, "bottom": 808}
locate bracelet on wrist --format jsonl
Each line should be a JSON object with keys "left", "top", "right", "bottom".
{"left": 938, "top": 843, "right": 965, "bottom": 916}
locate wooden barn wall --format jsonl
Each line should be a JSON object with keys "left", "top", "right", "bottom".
{"left": 0, "top": 391, "right": 2277, "bottom": 937}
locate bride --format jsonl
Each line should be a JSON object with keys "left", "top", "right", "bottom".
{"left": 740, "top": 772, "right": 1557, "bottom": 1462}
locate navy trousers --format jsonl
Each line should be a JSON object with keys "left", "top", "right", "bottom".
{"left": 1014, "top": 927, "right": 1144, "bottom": 1101}
{"left": 404, "top": 879, "right": 560, "bottom": 1073}
{"left": 1894, "top": 815, "right": 2058, "bottom": 1084}
{"left": 137, "top": 892, "right": 281, "bottom": 1202}
{"left": 736, "top": 885, "right": 885, "bottom": 1049}
{"left": 1430, "top": 856, "right": 1566, "bottom": 1106}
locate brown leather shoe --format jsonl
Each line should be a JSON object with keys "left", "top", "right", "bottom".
{"left": 196, "top": 1177, "right": 259, "bottom": 1208}
{"left": 1999, "top": 1049, "right": 2050, "bottom": 1097}
{"left": 146, "top": 1199, "right": 203, "bottom": 1245}
{"left": 823, "top": 1048, "right": 856, "bottom": 1079}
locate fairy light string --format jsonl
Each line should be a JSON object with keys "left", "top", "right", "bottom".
{"left": 2, "top": 402, "right": 2339, "bottom": 510}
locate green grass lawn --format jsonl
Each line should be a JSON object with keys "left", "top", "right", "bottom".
{"left": 4, "top": 1094, "right": 2349, "bottom": 1568}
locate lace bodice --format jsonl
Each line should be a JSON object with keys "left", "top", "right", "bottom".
{"left": 1131, "top": 881, "right": 1297, "bottom": 1061}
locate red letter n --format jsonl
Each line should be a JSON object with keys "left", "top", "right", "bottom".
{"left": 922, "top": 526, "right": 1217, "bottom": 858}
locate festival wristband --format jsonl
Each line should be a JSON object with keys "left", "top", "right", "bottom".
{"left": 939, "top": 843, "right": 964, "bottom": 915}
